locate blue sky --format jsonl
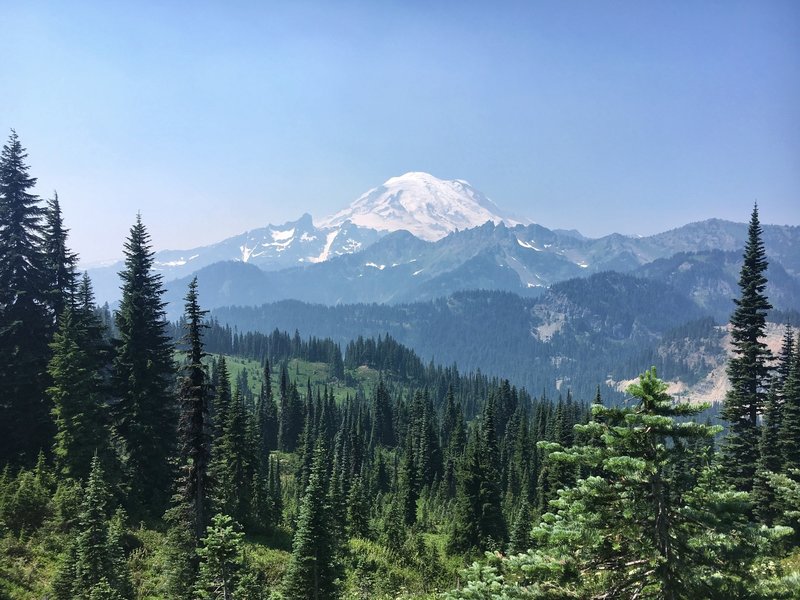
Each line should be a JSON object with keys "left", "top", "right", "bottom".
{"left": 1, "top": 1, "right": 798, "bottom": 263}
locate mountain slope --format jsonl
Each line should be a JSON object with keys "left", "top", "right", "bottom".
{"left": 318, "top": 171, "right": 528, "bottom": 241}
{"left": 209, "top": 274, "right": 713, "bottom": 402}
{"left": 162, "top": 218, "right": 800, "bottom": 313}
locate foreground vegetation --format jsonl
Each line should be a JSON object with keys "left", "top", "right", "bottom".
{"left": 1, "top": 133, "right": 799, "bottom": 598}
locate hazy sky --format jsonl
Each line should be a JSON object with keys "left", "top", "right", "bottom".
{"left": 1, "top": 1, "right": 798, "bottom": 264}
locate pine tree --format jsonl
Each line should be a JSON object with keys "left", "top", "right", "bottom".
{"left": 175, "top": 277, "right": 213, "bottom": 540}
{"left": 254, "top": 360, "right": 278, "bottom": 458}
{"left": 399, "top": 431, "right": 418, "bottom": 526}
{"left": 268, "top": 454, "right": 283, "bottom": 527}
{"left": 507, "top": 498, "right": 532, "bottom": 555}
{"left": 523, "top": 368, "right": 772, "bottom": 598}
{"left": 164, "top": 279, "right": 214, "bottom": 598}
{"left": 447, "top": 397, "right": 507, "bottom": 556}
{"left": 213, "top": 356, "right": 232, "bottom": 439}
{"left": 283, "top": 439, "right": 341, "bottom": 600}
{"left": 0, "top": 130, "right": 53, "bottom": 463}
{"left": 195, "top": 513, "right": 246, "bottom": 600}
{"left": 722, "top": 205, "right": 773, "bottom": 492}
{"left": 778, "top": 333, "right": 800, "bottom": 473}
{"left": 48, "top": 305, "right": 110, "bottom": 479}
{"left": 370, "top": 377, "right": 394, "bottom": 448}
{"left": 70, "top": 456, "right": 132, "bottom": 599}
{"left": 211, "top": 388, "right": 255, "bottom": 525}
{"left": 111, "top": 214, "right": 176, "bottom": 515}
{"left": 753, "top": 388, "right": 783, "bottom": 524}
{"left": 43, "top": 191, "right": 78, "bottom": 325}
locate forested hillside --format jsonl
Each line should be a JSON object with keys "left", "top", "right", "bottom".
{"left": 211, "top": 276, "right": 728, "bottom": 403}
{"left": 2, "top": 133, "right": 800, "bottom": 599}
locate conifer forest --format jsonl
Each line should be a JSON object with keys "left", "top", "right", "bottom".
{"left": 1, "top": 131, "right": 799, "bottom": 600}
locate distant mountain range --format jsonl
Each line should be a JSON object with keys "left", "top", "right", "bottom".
{"left": 86, "top": 171, "right": 799, "bottom": 323}
{"left": 82, "top": 171, "right": 798, "bottom": 401}
{"left": 207, "top": 275, "right": 727, "bottom": 402}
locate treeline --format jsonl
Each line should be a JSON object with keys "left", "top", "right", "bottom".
{"left": 212, "top": 273, "right": 725, "bottom": 403}
{"left": 446, "top": 206, "right": 800, "bottom": 598}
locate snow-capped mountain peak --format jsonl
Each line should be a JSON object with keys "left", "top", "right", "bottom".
{"left": 318, "top": 172, "right": 529, "bottom": 241}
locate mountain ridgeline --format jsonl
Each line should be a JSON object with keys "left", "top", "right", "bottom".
{"left": 209, "top": 274, "right": 723, "bottom": 402}
{"left": 88, "top": 173, "right": 799, "bottom": 310}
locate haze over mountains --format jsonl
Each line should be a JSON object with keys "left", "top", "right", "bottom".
{"left": 83, "top": 170, "right": 799, "bottom": 403}
{"left": 88, "top": 172, "right": 800, "bottom": 313}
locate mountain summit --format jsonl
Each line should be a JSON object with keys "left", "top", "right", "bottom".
{"left": 318, "top": 172, "right": 529, "bottom": 241}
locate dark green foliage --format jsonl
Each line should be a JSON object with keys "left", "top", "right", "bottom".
{"left": 722, "top": 205, "right": 773, "bottom": 492}
{"left": 175, "top": 277, "right": 213, "bottom": 540}
{"left": 211, "top": 389, "right": 255, "bottom": 525}
{"left": 283, "top": 439, "right": 341, "bottom": 600}
{"left": 451, "top": 368, "right": 785, "bottom": 599}
{"left": 48, "top": 304, "right": 110, "bottom": 479}
{"left": 779, "top": 333, "right": 800, "bottom": 473}
{"left": 370, "top": 377, "right": 395, "bottom": 448}
{"left": 753, "top": 388, "right": 783, "bottom": 524}
{"left": 164, "top": 278, "right": 214, "bottom": 598}
{"left": 0, "top": 457, "right": 53, "bottom": 534}
{"left": 268, "top": 454, "right": 283, "bottom": 527}
{"left": 112, "top": 214, "right": 176, "bottom": 515}
{"left": 448, "top": 399, "right": 507, "bottom": 555}
{"left": 508, "top": 498, "right": 532, "bottom": 555}
{"left": 254, "top": 360, "right": 278, "bottom": 457}
{"left": 43, "top": 192, "right": 78, "bottom": 325}
{"left": 59, "top": 455, "right": 132, "bottom": 600}
{"left": 195, "top": 513, "right": 247, "bottom": 600}
{"left": 0, "top": 130, "right": 53, "bottom": 463}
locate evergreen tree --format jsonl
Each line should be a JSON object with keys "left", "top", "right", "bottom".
{"left": 43, "top": 191, "right": 78, "bottom": 324}
{"left": 195, "top": 513, "right": 246, "bottom": 600}
{"left": 507, "top": 498, "right": 532, "bottom": 555}
{"left": 283, "top": 439, "right": 341, "bottom": 600}
{"left": 399, "top": 431, "right": 418, "bottom": 526}
{"left": 111, "top": 214, "right": 176, "bottom": 515}
{"left": 526, "top": 368, "right": 772, "bottom": 598}
{"left": 211, "top": 389, "right": 255, "bottom": 525}
{"left": 164, "top": 279, "right": 213, "bottom": 598}
{"left": 175, "top": 277, "right": 213, "bottom": 540}
{"left": 722, "top": 205, "right": 773, "bottom": 492}
{"left": 0, "top": 130, "right": 53, "bottom": 462}
{"left": 213, "top": 356, "right": 232, "bottom": 439}
{"left": 48, "top": 305, "right": 110, "bottom": 479}
{"left": 268, "top": 454, "right": 283, "bottom": 527}
{"left": 753, "top": 388, "right": 782, "bottom": 524}
{"left": 778, "top": 333, "right": 800, "bottom": 473}
{"left": 448, "top": 400, "right": 507, "bottom": 555}
{"left": 254, "top": 360, "right": 278, "bottom": 458}
{"left": 370, "top": 377, "right": 394, "bottom": 448}
{"left": 69, "top": 456, "right": 132, "bottom": 599}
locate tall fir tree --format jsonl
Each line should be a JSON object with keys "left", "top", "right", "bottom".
{"left": 778, "top": 333, "right": 800, "bottom": 473}
{"left": 174, "top": 277, "right": 213, "bottom": 540}
{"left": 111, "top": 214, "right": 176, "bottom": 515}
{"left": 211, "top": 388, "right": 255, "bottom": 525}
{"left": 283, "top": 439, "right": 341, "bottom": 600}
{"left": 0, "top": 130, "right": 53, "bottom": 463}
{"left": 56, "top": 455, "right": 132, "bottom": 600}
{"left": 194, "top": 513, "right": 247, "bottom": 600}
{"left": 164, "top": 278, "right": 215, "bottom": 599}
{"left": 254, "top": 360, "right": 278, "bottom": 460}
{"left": 722, "top": 205, "right": 773, "bottom": 493}
{"left": 48, "top": 305, "right": 110, "bottom": 479}
{"left": 43, "top": 191, "right": 78, "bottom": 325}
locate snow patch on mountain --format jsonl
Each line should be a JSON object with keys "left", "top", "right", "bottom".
{"left": 319, "top": 172, "right": 529, "bottom": 241}
{"left": 306, "top": 230, "right": 340, "bottom": 264}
